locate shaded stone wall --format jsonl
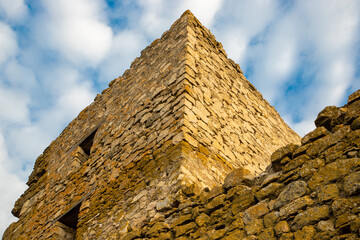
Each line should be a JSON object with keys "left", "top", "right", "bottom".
{"left": 117, "top": 89, "right": 360, "bottom": 240}
{"left": 3, "top": 11, "right": 300, "bottom": 239}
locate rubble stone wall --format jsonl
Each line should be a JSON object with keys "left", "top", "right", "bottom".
{"left": 4, "top": 11, "right": 301, "bottom": 239}
{"left": 119, "top": 89, "right": 360, "bottom": 240}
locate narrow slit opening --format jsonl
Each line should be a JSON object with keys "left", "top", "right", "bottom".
{"left": 58, "top": 202, "right": 81, "bottom": 229}
{"left": 79, "top": 130, "right": 96, "bottom": 156}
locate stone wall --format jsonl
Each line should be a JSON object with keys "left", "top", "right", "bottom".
{"left": 117, "top": 89, "right": 360, "bottom": 240}
{"left": 3, "top": 11, "right": 301, "bottom": 239}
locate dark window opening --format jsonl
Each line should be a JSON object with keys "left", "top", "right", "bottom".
{"left": 58, "top": 202, "right": 81, "bottom": 229}
{"left": 79, "top": 130, "right": 96, "bottom": 156}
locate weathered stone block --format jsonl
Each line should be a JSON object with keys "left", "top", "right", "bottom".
{"left": 156, "top": 197, "right": 172, "bottom": 212}
{"left": 344, "top": 171, "right": 360, "bottom": 196}
{"left": 174, "top": 222, "right": 197, "bottom": 237}
{"left": 351, "top": 116, "right": 360, "bottom": 130}
{"left": 308, "top": 158, "right": 360, "bottom": 190}
{"left": 172, "top": 214, "right": 193, "bottom": 227}
{"left": 283, "top": 154, "right": 309, "bottom": 173}
{"left": 258, "top": 227, "right": 276, "bottom": 240}
{"left": 263, "top": 211, "right": 280, "bottom": 228}
{"left": 317, "top": 183, "right": 339, "bottom": 202}
{"left": 306, "top": 126, "right": 350, "bottom": 157}
{"left": 275, "top": 221, "right": 291, "bottom": 236}
{"left": 291, "top": 205, "right": 331, "bottom": 231}
{"left": 245, "top": 219, "right": 264, "bottom": 235}
{"left": 223, "top": 229, "right": 246, "bottom": 240}
{"left": 293, "top": 225, "right": 316, "bottom": 240}
{"left": 279, "top": 195, "right": 314, "bottom": 218}
{"left": 271, "top": 144, "right": 299, "bottom": 171}
{"left": 315, "top": 105, "right": 342, "bottom": 130}
{"left": 334, "top": 213, "right": 356, "bottom": 229}
{"left": 274, "top": 180, "right": 308, "bottom": 209}
{"left": 207, "top": 186, "right": 224, "bottom": 201}
{"left": 223, "top": 167, "right": 252, "bottom": 189}
{"left": 345, "top": 100, "right": 360, "bottom": 124}
{"left": 347, "top": 89, "right": 360, "bottom": 104}
{"left": 230, "top": 187, "right": 255, "bottom": 215}
{"left": 316, "top": 220, "right": 335, "bottom": 232}
{"left": 195, "top": 213, "right": 210, "bottom": 227}
{"left": 300, "top": 158, "right": 325, "bottom": 179}
{"left": 205, "top": 194, "right": 226, "bottom": 211}
{"left": 146, "top": 222, "right": 170, "bottom": 237}
{"left": 243, "top": 201, "right": 270, "bottom": 225}
{"left": 207, "top": 228, "right": 226, "bottom": 239}
{"left": 331, "top": 197, "right": 360, "bottom": 216}
{"left": 301, "top": 127, "right": 329, "bottom": 145}
{"left": 279, "top": 232, "right": 294, "bottom": 240}
{"left": 255, "top": 182, "right": 284, "bottom": 201}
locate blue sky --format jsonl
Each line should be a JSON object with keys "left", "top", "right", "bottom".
{"left": 0, "top": 0, "right": 359, "bottom": 235}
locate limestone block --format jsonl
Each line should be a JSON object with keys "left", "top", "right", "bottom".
{"left": 271, "top": 144, "right": 299, "bottom": 171}
{"left": 229, "top": 187, "right": 255, "bottom": 215}
{"left": 315, "top": 106, "right": 343, "bottom": 130}
{"left": 274, "top": 221, "right": 290, "bottom": 236}
{"left": 146, "top": 222, "right": 170, "bottom": 238}
{"left": 291, "top": 205, "right": 331, "bottom": 231}
{"left": 300, "top": 158, "right": 325, "bottom": 179}
{"left": 255, "top": 182, "right": 284, "bottom": 201}
{"left": 317, "top": 184, "right": 339, "bottom": 202}
{"left": 345, "top": 100, "right": 360, "bottom": 124}
{"left": 223, "top": 229, "right": 246, "bottom": 240}
{"left": 344, "top": 171, "right": 360, "bottom": 196}
{"left": 274, "top": 180, "right": 308, "bottom": 209}
{"left": 301, "top": 127, "right": 329, "bottom": 145}
{"left": 279, "top": 195, "right": 314, "bottom": 218}
{"left": 223, "top": 167, "right": 252, "bottom": 189}
{"left": 263, "top": 211, "right": 280, "bottom": 228}
{"left": 195, "top": 213, "right": 210, "bottom": 227}
{"left": 306, "top": 126, "right": 350, "bottom": 157}
{"left": 316, "top": 220, "right": 335, "bottom": 232}
{"left": 334, "top": 213, "right": 356, "bottom": 229}
{"left": 347, "top": 89, "right": 360, "bottom": 104}
{"left": 331, "top": 197, "right": 360, "bottom": 216}
{"left": 243, "top": 201, "right": 270, "bottom": 225}
{"left": 293, "top": 225, "right": 316, "bottom": 240}
{"left": 283, "top": 154, "right": 309, "bottom": 173}
{"left": 308, "top": 158, "right": 360, "bottom": 190}
{"left": 245, "top": 219, "right": 264, "bottom": 235}
{"left": 258, "top": 228, "right": 276, "bottom": 240}
{"left": 174, "top": 222, "right": 197, "bottom": 237}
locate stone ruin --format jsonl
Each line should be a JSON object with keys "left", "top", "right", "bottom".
{"left": 3, "top": 10, "right": 360, "bottom": 240}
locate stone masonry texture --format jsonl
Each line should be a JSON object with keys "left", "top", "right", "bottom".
{"left": 8, "top": 10, "right": 359, "bottom": 240}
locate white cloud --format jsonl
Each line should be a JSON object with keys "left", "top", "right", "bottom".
{"left": 213, "top": 0, "right": 359, "bottom": 132}
{"left": 289, "top": 117, "right": 316, "bottom": 138}
{"left": 136, "top": 0, "right": 223, "bottom": 38}
{"left": 0, "top": 86, "right": 30, "bottom": 124}
{"left": 1, "top": 1, "right": 360, "bottom": 238}
{"left": 0, "top": 0, "right": 28, "bottom": 21}
{"left": 0, "top": 22, "right": 18, "bottom": 65}
{"left": 179, "top": 0, "right": 223, "bottom": 27}
{"left": 99, "top": 30, "right": 146, "bottom": 82}
{"left": 291, "top": 0, "right": 360, "bottom": 115}
{"left": 4, "top": 60, "right": 37, "bottom": 91}
{"left": 0, "top": 131, "right": 27, "bottom": 237}
{"left": 37, "top": 0, "right": 113, "bottom": 66}
{"left": 248, "top": 15, "right": 299, "bottom": 101}
{"left": 215, "top": 0, "right": 279, "bottom": 64}
{"left": 6, "top": 83, "right": 94, "bottom": 168}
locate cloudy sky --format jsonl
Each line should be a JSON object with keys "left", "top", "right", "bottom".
{"left": 0, "top": 0, "right": 359, "bottom": 235}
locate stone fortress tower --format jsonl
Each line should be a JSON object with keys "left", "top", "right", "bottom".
{"left": 6, "top": 10, "right": 360, "bottom": 240}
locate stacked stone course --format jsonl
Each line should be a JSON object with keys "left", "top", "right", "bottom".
{"left": 116, "top": 89, "right": 360, "bottom": 239}
{"left": 6, "top": 10, "right": 359, "bottom": 240}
